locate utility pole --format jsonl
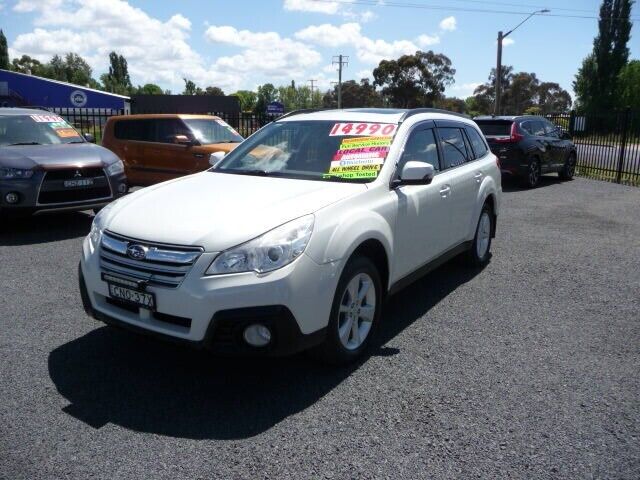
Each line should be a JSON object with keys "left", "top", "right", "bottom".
{"left": 494, "top": 9, "right": 549, "bottom": 116}
{"left": 308, "top": 79, "right": 317, "bottom": 107}
{"left": 332, "top": 54, "right": 349, "bottom": 109}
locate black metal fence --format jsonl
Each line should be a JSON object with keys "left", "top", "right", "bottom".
{"left": 546, "top": 108, "right": 640, "bottom": 186}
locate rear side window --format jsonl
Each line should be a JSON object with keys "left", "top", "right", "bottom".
{"left": 465, "top": 126, "right": 488, "bottom": 159}
{"left": 476, "top": 121, "right": 512, "bottom": 136}
{"left": 438, "top": 127, "right": 469, "bottom": 169}
{"left": 113, "top": 118, "right": 192, "bottom": 143}
{"left": 521, "top": 120, "right": 545, "bottom": 136}
{"left": 399, "top": 128, "right": 440, "bottom": 172}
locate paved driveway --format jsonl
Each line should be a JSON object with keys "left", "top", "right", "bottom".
{"left": 1, "top": 177, "right": 639, "bottom": 479}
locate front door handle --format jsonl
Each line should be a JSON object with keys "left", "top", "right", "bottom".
{"left": 439, "top": 185, "right": 451, "bottom": 197}
{"left": 193, "top": 153, "right": 205, "bottom": 158}
{"left": 474, "top": 172, "right": 483, "bottom": 183}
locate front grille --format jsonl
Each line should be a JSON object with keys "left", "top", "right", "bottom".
{"left": 38, "top": 167, "right": 112, "bottom": 205}
{"left": 105, "top": 297, "right": 192, "bottom": 328}
{"left": 99, "top": 231, "right": 203, "bottom": 288}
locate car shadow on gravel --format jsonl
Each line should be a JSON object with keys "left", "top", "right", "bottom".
{"left": 0, "top": 211, "right": 93, "bottom": 246}
{"left": 48, "top": 260, "right": 483, "bottom": 440}
{"left": 501, "top": 175, "right": 565, "bottom": 192}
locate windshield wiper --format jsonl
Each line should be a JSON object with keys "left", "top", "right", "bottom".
{"left": 67, "top": 140, "right": 86, "bottom": 144}
{"left": 216, "top": 168, "right": 271, "bottom": 176}
{"left": 8, "top": 141, "right": 41, "bottom": 146}
{"left": 215, "top": 140, "right": 241, "bottom": 143}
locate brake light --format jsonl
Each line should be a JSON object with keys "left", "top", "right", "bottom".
{"left": 493, "top": 122, "right": 523, "bottom": 143}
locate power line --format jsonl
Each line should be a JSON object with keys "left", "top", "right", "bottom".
{"left": 310, "top": 0, "right": 639, "bottom": 21}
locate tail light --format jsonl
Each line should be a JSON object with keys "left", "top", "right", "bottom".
{"left": 493, "top": 122, "right": 523, "bottom": 143}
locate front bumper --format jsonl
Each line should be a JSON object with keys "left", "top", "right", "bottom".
{"left": 79, "top": 235, "right": 339, "bottom": 356}
{"left": 0, "top": 170, "right": 127, "bottom": 216}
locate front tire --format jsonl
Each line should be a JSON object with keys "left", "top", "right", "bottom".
{"left": 523, "top": 157, "right": 541, "bottom": 188}
{"left": 558, "top": 153, "right": 576, "bottom": 181}
{"left": 313, "top": 256, "right": 382, "bottom": 365}
{"left": 466, "top": 204, "right": 494, "bottom": 267}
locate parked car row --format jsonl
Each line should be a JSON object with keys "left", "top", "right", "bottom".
{"left": 1, "top": 107, "right": 578, "bottom": 364}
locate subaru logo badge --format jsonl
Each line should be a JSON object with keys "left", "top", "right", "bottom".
{"left": 74, "top": 170, "right": 82, "bottom": 178}
{"left": 127, "top": 244, "right": 148, "bottom": 260}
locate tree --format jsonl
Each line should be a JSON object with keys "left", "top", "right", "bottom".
{"left": 255, "top": 83, "right": 277, "bottom": 113}
{"left": 231, "top": 90, "right": 257, "bottom": 111}
{"left": 11, "top": 55, "right": 45, "bottom": 75}
{"left": 322, "top": 79, "right": 382, "bottom": 108}
{"left": 100, "top": 52, "right": 132, "bottom": 95}
{"left": 536, "top": 82, "right": 572, "bottom": 114}
{"left": 373, "top": 50, "right": 455, "bottom": 108}
{"left": 617, "top": 60, "right": 640, "bottom": 110}
{"left": 134, "top": 83, "right": 164, "bottom": 95}
{"left": 574, "top": 0, "right": 634, "bottom": 112}
{"left": 434, "top": 96, "right": 467, "bottom": 113}
{"left": 204, "top": 86, "right": 225, "bottom": 96}
{"left": 182, "top": 78, "right": 197, "bottom": 95}
{"left": 0, "top": 30, "right": 9, "bottom": 70}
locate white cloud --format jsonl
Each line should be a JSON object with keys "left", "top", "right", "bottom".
{"left": 502, "top": 38, "right": 515, "bottom": 46}
{"left": 417, "top": 34, "right": 440, "bottom": 47}
{"left": 356, "top": 69, "right": 372, "bottom": 80}
{"left": 451, "top": 82, "right": 481, "bottom": 98}
{"left": 439, "top": 16, "right": 456, "bottom": 32}
{"left": 295, "top": 22, "right": 418, "bottom": 65}
{"left": 13, "top": 0, "right": 63, "bottom": 12}
{"left": 284, "top": 0, "right": 374, "bottom": 22}
{"left": 205, "top": 25, "right": 322, "bottom": 80}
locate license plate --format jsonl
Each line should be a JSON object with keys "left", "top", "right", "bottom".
{"left": 64, "top": 178, "right": 94, "bottom": 188}
{"left": 108, "top": 284, "right": 155, "bottom": 310}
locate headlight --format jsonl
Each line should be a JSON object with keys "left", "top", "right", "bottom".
{"left": 0, "top": 167, "right": 34, "bottom": 179}
{"left": 88, "top": 200, "right": 118, "bottom": 249}
{"left": 106, "top": 160, "right": 124, "bottom": 176}
{"left": 206, "top": 215, "right": 314, "bottom": 275}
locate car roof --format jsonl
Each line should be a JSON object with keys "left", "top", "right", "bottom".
{"left": 474, "top": 115, "right": 545, "bottom": 122}
{"left": 108, "top": 114, "right": 222, "bottom": 121}
{"left": 277, "top": 108, "right": 473, "bottom": 125}
{"left": 0, "top": 107, "right": 52, "bottom": 116}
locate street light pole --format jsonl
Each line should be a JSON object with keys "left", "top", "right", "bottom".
{"left": 494, "top": 9, "right": 549, "bottom": 116}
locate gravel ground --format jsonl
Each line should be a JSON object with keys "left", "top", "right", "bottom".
{"left": 1, "top": 176, "right": 639, "bottom": 479}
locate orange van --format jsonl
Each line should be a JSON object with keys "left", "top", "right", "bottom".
{"left": 102, "top": 114, "right": 243, "bottom": 186}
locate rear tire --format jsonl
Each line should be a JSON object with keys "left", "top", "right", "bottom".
{"left": 312, "top": 256, "right": 382, "bottom": 365}
{"left": 558, "top": 153, "right": 576, "bottom": 181}
{"left": 466, "top": 204, "right": 494, "bottom": 267}
{"left": 523, "top": 157, "right": 541, "bottom": 188}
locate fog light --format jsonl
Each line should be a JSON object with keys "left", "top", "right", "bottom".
{"left": 243, "top": 324, "right": 272, "bottom": 347}
{"left": 5, "top": 192, "right": 19, "bottom": 204}
{"left": 117, "top": 183, "right": 127, "bottom": 194}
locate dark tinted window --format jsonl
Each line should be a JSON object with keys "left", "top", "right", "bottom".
{"left": 475, "top": 121, "right": 512, "bottom": 136}
{"left": 521, "top": 120, "right": 545, "bottom": 136}
{"left": 113, "top": 118, "right": 191, "bottom": 143}
{"left": 465, "top": 126, "right": 488, "bottom": 158}
{"left": 542, "top": 120, "right": 559, "bottom": 137}
{"left": 398, "top": 128, "right": 440, "bottom": 172}
{"left": 438, "top": 127, "right": 469, "bottom": 169}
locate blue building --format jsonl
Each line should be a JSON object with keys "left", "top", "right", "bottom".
{"left": 0, "top": 69, "right": 130, "bottom": 111}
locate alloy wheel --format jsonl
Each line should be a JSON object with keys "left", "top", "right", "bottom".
{"left": 529, "top": 160, "right": 540, "bottom": 186}
{"left": 337, "top": 273, "right": 376, "bottom": 350}
{"left": 476, "top": 211, "right": 492, "bottom": 259}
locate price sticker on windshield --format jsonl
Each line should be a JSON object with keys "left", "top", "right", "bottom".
{"left": 30, "top": 114, "right": 65, "bottom": 123}
{"left": 329, "top": 122, "right": 397, "bottom": 137}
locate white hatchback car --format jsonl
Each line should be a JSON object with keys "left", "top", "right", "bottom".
{"left": 79, "top": 108, "right": 501, "bottom": 363}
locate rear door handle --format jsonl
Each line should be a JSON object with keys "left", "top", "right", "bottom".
{"left": 439, "top": 185, "right": 451, "bottom": 197}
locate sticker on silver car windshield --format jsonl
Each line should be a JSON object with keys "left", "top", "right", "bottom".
{"left": 329, "top": 122, "right": 397, "bottom": 137}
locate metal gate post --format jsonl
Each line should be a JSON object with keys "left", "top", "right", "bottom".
{"left": 616, "top": 108, "right": 630, "bottom": 184}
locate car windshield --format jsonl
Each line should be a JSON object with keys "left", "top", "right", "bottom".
{"left": 183, "top": 118, "right": 243, "bottom": 144}
{"left": 0, "top": 114, "right": 84, "bottom": 146}
{"left": 476, "top": 121, "right": 513, "bottom": 136}
{"left": 213, "top": 120, "right": 399, "bottom": 183}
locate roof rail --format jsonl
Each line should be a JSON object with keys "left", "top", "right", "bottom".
{"left": 10, "top": 105, "right": 52, "bottom": 111}
{"left": 399, "top": 108, "right": 471, "bottom": 122}
{"left": 276, "top": 108, "right": 327, "bottom": 120}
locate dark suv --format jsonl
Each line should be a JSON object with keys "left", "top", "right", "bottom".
{"left": 0, "top": 108, "right": 127, "bottom": 217}
{"left": 474, "top": 115, "right": 577, "bottom": 188}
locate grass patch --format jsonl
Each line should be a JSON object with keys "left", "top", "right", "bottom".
{"left": 576, "top": 164, "right": 640, "bottom": 187}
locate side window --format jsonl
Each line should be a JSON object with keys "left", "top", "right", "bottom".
{"left": 114, "top": 120, "right": 153, "bottom": 142}
{"left": 398, "top": 128, "right": 440, "bottom": 173}
{"left": 465, "top": 126, "right": 488, "bottom": 159}
{"left": 543, "top": 120, "right": 559, "bottom": 138}
{"left": 152, "top": 119, "right": 192, "bottom": 143}
{"left": 438, "top": 127, "right": 469, "bottom": 169}
{"left": 529, "top": 120, "right": 546, "bottom": 136}
{"left": 520, "top": 121, "right": 533, "bottom": 135}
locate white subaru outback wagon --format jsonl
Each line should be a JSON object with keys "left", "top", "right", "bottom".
{"left": 79, "top": 108, "right": 501, "bottom": 364}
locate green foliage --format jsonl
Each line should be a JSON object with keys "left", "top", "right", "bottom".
{"left": 276, "top": 84, "right": 319, "bottom": 110}
{"left": 373, "top": 50, "right": 455, "bottom": 108}
{"left": 182, "top": 78, "right": 197, "bottom": 95}
{"left": 574, "top": 0, "right": 634, "bottom": 112}
{"left": 231, "top": 90, "right": 257, "bottom": 111}
{"left": 100, "top": 52, "right": 132, "bottom": 95}
{"left": 434, "top": 96, "right": 467, "bottom": 113}
{"left": 134, "top": 83, "right": 164, "bottom": 95}
{"left": 255, "top": 83, "right": 278, "bottom": 114}
{"left": 0, "top": 30, "right": 9, "bottom": 70}
{"left": 322, "top": 78, "right": 382, "bottom": 108}
{"left": 11, "top": 54, "right": 45, "bottom": 75}
{"left": 471, "top": 65, "right": 571, "bottom": 115}
{"left": 204, "top": 86, "right": 225, "bottom": 96}
{"left": 617, "top": 60, "right": 640, "bottom": 110}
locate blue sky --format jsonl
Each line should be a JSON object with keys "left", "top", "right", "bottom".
{"left": 1, "top": 0, "right": 638, "bottom": 101}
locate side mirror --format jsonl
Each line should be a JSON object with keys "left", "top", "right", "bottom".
{"left": 83, "top": 132, "right": 96, "bottom": 143}
{"left": 173, "top": 134, "right": 193, "bottom": 145}
{"left": 209, "top": 151, "right": 226, "bottom": 167}
{"left": 394, "top": 161, "right": 435, "bottom": 186}
{"left": 560, "top": 131, "right": 572, "bottom": 140}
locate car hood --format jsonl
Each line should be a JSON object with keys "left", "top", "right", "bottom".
{"left": 0, "top": 143, "right": 120, "bottom": 170}
{"left": 104, "top": 172, "right": 366, "bottom": 252}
